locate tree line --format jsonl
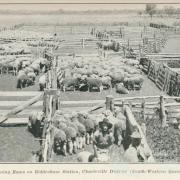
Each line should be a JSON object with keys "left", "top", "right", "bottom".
{"left": 0, "top": 5, "right": 179, "bottom": 16}
{"left": 143, "top": 4, "right": 180, "bottom": 18}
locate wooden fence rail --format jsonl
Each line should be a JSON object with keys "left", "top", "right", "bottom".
{"left": 0, "top": 92, "right": 43, "bottom": 125}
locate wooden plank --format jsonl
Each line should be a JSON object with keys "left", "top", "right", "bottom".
{"left": 114, "top": 101, "right": 158, "bottom": 106}
{"left": 146, "top": 53, "right": 180, "bottom": 57}
{"left": 0, "top": 101, "right": 43, "bottom": 107}
{"left": 124, "top": 106, "right": 155, "bottom": 162}
{"left": 168, "top": 109, "right": 180, "bottom": 113}
{"left": 0, "top": 91, "right": 41, "bottom": 97}
{"left": 1, "top": 118, "right": 29, "bottom": 125}
{"left": 0, "top": 100, "right": 105, "bottom": 109}
{"left": 165, "top": 102, "right": 180, "bottom": 107}
{"left": 149, "top": 58, "right": 180, "bottom": 62}
{"left": 60, "top": 99, "right": 105, "bottom": 106}
{"left": 0, "top": 109, "right": 40, "bottom": 116}
{"left": 164, "top": 96, "right": 180, "bottom": 100}
{"left": 115, "top": 95, "right": 160, "bottom": 101}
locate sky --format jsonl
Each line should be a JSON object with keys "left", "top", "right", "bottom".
{"left": 0, "top": 3, "right": 180, "bottom": 11}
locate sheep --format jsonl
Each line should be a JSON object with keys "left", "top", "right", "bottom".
{"left": 85, "top": 77, "right": 103, "bottom": 92}
{"left": 115, "top": 83, "right": 129, "bottom": 94}
{"left": 61, "top": 77, "right": 79, "bottom": 92}
{"left": 124, "top": 75, "right": 144, "bottom": 90}
{"left": 16, "top": 70, "right": 28, "bottom": 89}
{"left": 64, "top": 126, "right": 77, "bottom": 155}
{"left": 76, "top": 112, "right": 96, "bottom": 145}
{"left": 110, "top": 72, "right": 125, "bottom": 88}
{"left": 38, "top": 74, "right": 46, "bottom": 91}
{"left": 77, "top": 151, "right": 97, "bottom": 162}
{"left": 30, "top": 63, "right": 40, "bottom": 75}
{"left": 83, "top": 118, "right": 96, "bottom": 145}
{"left": 57, "top": 120, "right": 68, "bottom": 130}
{"left": 102, "top": 109, "right": 126, "bottom": 146}
{"left": 28, "top": 111, "right": 45, "bottom": 138}
{"left": 101, "top": 76, "right": 112, "bottom": 90}
{"left": 27, "top": 72, "right": 36, "bottom": 84}
{"left": 24, "top": 67, "right": 34, "bottom": 74}
{"left": 173, "top": 113, "right": 180, "bottom": 129}
{"left": 71, "top": 120, "right": 86, "bottom": 149}
{"left": 53, "top": 127, "right": 67, "bottom": 156}
{"left": 22, "top": 60, "right": 31, "bottom": 68}
{"left": 125, "top": 59, "right": 139, "bottom": 66}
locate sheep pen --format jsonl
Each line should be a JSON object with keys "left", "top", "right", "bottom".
{"left": 1, "top": 11, "right": 180, "bottom": 163}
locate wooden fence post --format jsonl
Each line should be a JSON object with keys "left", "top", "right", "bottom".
{"left": 127, "top": 39, "right": 130, "bottom": 50}
{"left": 122, "top": 100, "right": 125, "bottom": 115}
{"left": 106, "top": 95, "right": 114, "bottom": 113}
{"left": 123, "top": 46, "right": 126, "bottom": 58}
{"left": 43, "top": 92, "right": 47, "bottom": 115}
{"left": 141, "top": 99, "right": 146, "bottom": 122}
{"left": 82, "top": 38, "right": 85, "bottom": 48}
{"left": 51, "top": 68, "right": 57, "bottom": 89}
{"left": 120, "top": 28, "right": 122, "bottom": 38}
{"left": 129, "top": 101, "right": 132, "bottom": 109}
{"left": 160, "top": 95, "right": 167, "bottom": 127}
{"left": 52, "top": 96, "right": 57, "bottom": 116}
{"left": 57, "top": 96, "right": 61, "bottom": 110}
{"left": 138, "top": 44, "right": 141, "bottom": 61}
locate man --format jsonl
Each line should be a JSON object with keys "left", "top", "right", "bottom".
{"left": 123, "top": 131, "right": 142, "bottom": 163}
{"left": 93, "top": 118, "right": 114, "bottom": 162}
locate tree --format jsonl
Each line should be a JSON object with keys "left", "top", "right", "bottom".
{"left": 137, "top": 10, "right": 143, "bottom": 16}
{"left": 145, "top": 4, "right": 157, "bottom": 18}
{"left": 164, "top": 6, "right": 175, "bottom": 16}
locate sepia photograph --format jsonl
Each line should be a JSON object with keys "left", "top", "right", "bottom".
{"left": 0, "top": 2, "right": 180, "bottom": 164}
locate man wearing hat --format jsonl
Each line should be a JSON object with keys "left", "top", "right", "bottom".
{"left": 123, "top": 131, "right": 142, "bottom": 163}
{"left": 93, "top": 118, "right": 114, "bottom": 162}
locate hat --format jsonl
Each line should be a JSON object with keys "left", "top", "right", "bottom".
{"left": 130, "top": 131, "right": 141, "bottom": 139}
{"left": 99, "top": 118, "right": 113, "bottom": 129}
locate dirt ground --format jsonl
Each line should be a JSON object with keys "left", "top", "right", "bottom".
{"left": 0, "top": 126, "right": 40, "bottom": 162}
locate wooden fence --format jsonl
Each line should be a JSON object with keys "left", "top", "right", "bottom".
{"left": 143, "top": 54, "right": 180, "bottom": 96}
{"left": 40, "top": 93, "right": 157, "bottom": 162}
{"left": 0, "top": 91, "right": 43, "bottom": 126}
{"left": 91, "top": 26, "right": 167, "bottom": 59}
{"left": 1, "top": 87, "right": 180, "bottom": 162}
{"left": 0, "top": 23, "right": 24, "bottom": 32}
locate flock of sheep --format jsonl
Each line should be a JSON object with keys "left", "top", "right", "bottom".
{"left": 16, "top": 57, "right": 50, "bottom": 89}
{"left": 0, "top": 42, "right": 31, "bottom": 55}
{"left": 56, "top": 56, "right": 144, "bottom": 94}
{"left": 0, "top": 30, "right": 54, "bottom": 41}
{"left": 52, "top": 108, "right": 126, "bottom": 156}
{"left": 0, "top": 30, "right": 61, "bottom": 48}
